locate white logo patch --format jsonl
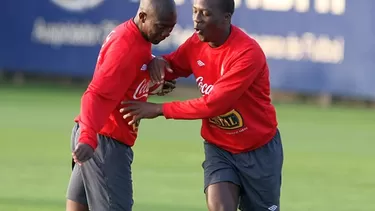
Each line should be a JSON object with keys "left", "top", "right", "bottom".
{"left": 140, "top": 64, "right": 147, "bottom": 71}
{"left": 133, "top": 79, "right": 150, "bottom": 100}
{"left": 197, "top": 60, "right": 205, "bottom": 67}
{"left": 268, "top": 205, "right": 278, "bottom": 211}
{"left": 196, "top": 76, "right": 214, "bottom": 96}
{"left": 51, "top": 0, "right": 105, "bottom": 12}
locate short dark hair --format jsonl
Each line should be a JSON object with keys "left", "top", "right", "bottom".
{"left": 218, "top": 0, "right": 235, "bottom": 15}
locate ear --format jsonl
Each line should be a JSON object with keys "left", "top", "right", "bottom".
{"left": 138, "top": 12, "right": 147, "bottom": 23}
{"left": 224, "top": 13, "right": 231, "bottom": 22}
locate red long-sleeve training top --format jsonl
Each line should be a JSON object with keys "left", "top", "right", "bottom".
{"left": 162, "top": 25, "right": 278, "bottom": 153}
{"left": 75, "top": 19, "right": 153, "bottom": 149}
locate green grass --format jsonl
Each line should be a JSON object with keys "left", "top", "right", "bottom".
{"left": 0, "top": 85, "right": 374, "bottom": 211}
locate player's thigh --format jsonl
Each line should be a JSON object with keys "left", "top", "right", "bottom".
{"left": 66, "top": 164, "right": 88, "bottom": 207}
{"left": 203, "top": 141, "right": 241, "bottom": 211}
{"left": 206, "top": 182, "right": 240, "bottom": 211}
{"left": 237, "top": 129, "right": 284, "bottom": 211}
{"left": 70, "top": 123, "right": 80, "bottom": 169}
{"left": 79, "top": 131, "right": 134, "bottom": 210}
{"left": 66, "top": 124, "right": 88, "bottom": 207}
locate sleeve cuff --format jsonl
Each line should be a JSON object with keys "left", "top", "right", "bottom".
{"left": 78, "top": 134, "right": 98, "bottom": 150}
{"left": 162, "top": 103, "right": 173, "bottom": 119}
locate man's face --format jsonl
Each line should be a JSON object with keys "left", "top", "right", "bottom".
{"left": 141, "top": 11, "right": 177, "bottom": 45}
{"left": 192, "top": 0, "right": 228, "bottom": 42}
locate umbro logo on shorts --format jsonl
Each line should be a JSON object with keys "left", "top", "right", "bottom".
{"left": 268, "top": 205, "right": 278, "bottom": 211}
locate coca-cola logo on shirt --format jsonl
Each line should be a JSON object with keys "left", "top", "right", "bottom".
{"left": 196, "top": 76, "right": 214, "bottom": 95}
{"left": 133, "top": 79, "right": 150, "bottom": 100}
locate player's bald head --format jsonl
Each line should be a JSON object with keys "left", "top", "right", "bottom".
{"left": 135, "top": 0, "right": 177, "bottom": 45}
{"left": 138, "top": 0, "right": 177, "bottom": 20}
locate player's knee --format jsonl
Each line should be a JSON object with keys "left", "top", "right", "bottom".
{"left": 66, "top": 199, "right": 89, "bottom": 211}
{"left": 206, "top": 182, "right": 239, "bottom": 211}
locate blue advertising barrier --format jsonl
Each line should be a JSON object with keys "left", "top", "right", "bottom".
{"left": 0, "top": 0, "right": 374, "bottom": 99}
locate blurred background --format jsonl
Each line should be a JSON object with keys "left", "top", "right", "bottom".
{"left": 1, "top": 0, "right": 374, "bottom": 210}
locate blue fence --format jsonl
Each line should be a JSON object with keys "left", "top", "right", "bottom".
{"left": 1, "top": 0, "right": 374, "bottom": 99}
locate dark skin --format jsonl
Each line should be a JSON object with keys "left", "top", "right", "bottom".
{"left": 149, "top": 0, "right": 231, "bottom": 83}
{"left": 67, "top": 0, "right": 176, "bottom": 211}
{"left": 120, "top": 1, "right": 239, "bottom": 211}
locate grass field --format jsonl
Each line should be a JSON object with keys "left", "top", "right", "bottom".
{"left": 0, "top": 84, "right": 374, "bottom": 211}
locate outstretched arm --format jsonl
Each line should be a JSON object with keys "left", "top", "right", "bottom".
{"left": 120, "top": 48, "right": 266, "bottom": 123}
{"left": 162, "top": 50, "right": 264, "bottom": 119}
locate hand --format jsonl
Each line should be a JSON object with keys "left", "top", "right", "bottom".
{"left": 148, "top": 56, "right": 173, "bottom": 83}
{"left": 157, "top": 80, "right": 177, "bottom": 96}
{"left": 72, "top": 143, "right": 94, "bottom": 165}
{"left": 120, "top": 101, "right": 163, "bottom": 125}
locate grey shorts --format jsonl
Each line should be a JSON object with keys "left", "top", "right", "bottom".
{"left": 203, "top": 129, "right": 283, "bottom": 211}
{"left": 66, "top": 124, "right": 134, "bottom": 211}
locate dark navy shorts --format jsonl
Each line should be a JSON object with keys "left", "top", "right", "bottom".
{"left": 66, "top": 124, "right": 134, "bottom": 211}
{"left": 203, "top": 129, "right": 283, "bottom": 211}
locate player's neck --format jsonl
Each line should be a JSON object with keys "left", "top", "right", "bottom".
{"left": 133, "top": 16, "right": 149, "bottom": 42}
{"left": 208, "top": 26, "right": 231, "bottom": 48}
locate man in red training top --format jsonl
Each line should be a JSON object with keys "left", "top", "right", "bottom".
{"left": 65, "top": 0, "right": 177, "bottom": 210}
{"left": 120, "top": 0, "right": 283, "bottom": 210}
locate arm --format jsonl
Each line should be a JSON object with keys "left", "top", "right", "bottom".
{"left": 162, "top": 49, "right": 264, "bottom": 119}
{"left": 162, "top": 37, "right": 194, "bottom": 80}
{"left": 78, "top": 38, "right": 136, "bottom": 149}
